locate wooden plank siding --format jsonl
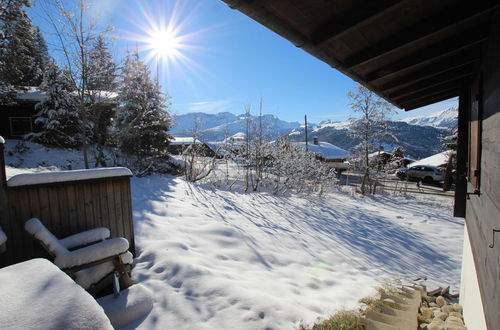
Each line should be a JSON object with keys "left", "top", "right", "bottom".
{"left": 463, "top": 9, "right": 500, "bottom": 328}
{"left": 0, "top": 176, "right": 135, "bottom": 267}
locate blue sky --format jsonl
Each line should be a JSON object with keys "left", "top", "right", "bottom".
{"left": 28, "top": 0, "right": 457, "bottom": 124}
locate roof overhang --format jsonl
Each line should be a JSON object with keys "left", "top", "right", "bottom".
{"left": 221, "top": 0, "right": 499, "bottom": 110}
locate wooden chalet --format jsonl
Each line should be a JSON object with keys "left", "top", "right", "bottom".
{"left": 221, "top": 0, "right": 500, "bottom": 328}
{"left": 0, "top": 88, "right": 118, "bottom": 139}
{"left": 168, "top": 137, "right": 217, "bottom": 157}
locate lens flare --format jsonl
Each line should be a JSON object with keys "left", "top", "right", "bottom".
{"left": 147, "top": 29, "right": 181, "bottom": 59}
{"left": 120, "top": 0, "right": 216, "bottom": 91}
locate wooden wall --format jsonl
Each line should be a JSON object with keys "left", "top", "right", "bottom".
{"left": 465, "top": 8, "right": 500, "bottom": 329}
{"left": 0, "top": 176, "right": 135, "bottom": 267}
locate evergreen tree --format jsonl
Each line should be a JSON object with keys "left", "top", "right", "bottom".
{"left": 27, "top": 62, "right": 82, "bottom": 148}
{"left": 116, "top": 49, "right": 173, "bottom": 175}
{"left": 87, "top": 35, "right": 118, "bottom": 166}
{"left": 0, "top": 0, "right": 49, "bottom": 88}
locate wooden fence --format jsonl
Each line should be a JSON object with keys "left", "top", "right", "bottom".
{"left": 0, "top": 142, "right": 135, "bottom": 267}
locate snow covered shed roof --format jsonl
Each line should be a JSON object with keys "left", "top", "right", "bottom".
{"left": 291, "top": 141, "right": 349, "bottom": 160}
{"left": 409, "top": 151, "right": 451, "bottom": 168}
{"left": 170, "top": 137, "right": 204, "bottom": 145}
{"left": 14, "top": 88, "right": 118, "bottom": 104}
{"left": 7, "top": 167, "right": 132, "bottom": 187}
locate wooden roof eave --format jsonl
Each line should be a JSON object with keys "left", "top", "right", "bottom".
{"left": 222, "top": 0, "right": 401, "bottom": 108}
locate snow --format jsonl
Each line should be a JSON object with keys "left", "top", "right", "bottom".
{"left": 291, "top": 141, "right": 349, "bottom": 159}
{"left": 399, "top": 107, "right": 458, "bottom": 129}
{"left": 130, "top": 175, "right": 463, "bottom": 329}
{"left": 74, "top": 251, "right": 133, "bottom": 289}
{"left": 13, "top": 87, "right": 118, "bottom": 103}
{"left": 312, "top": 120, "right": 351, "bottom": 131}
{"left": 25, "top": 218, "right": 130, "bottom": 269}
{"left": 7, "top": 167, "right": 132, "bottom": 187}
{"left": 97, "top": 283, "right": 154, "bottom": 329}
{"left": 170, "top": 137, "right": 203, "bottom": 145}
{"left": 410, "top": 151, "right": 451, "bottom": 168}
{"left": 5, "top": 141, "right": 464, "bottom": 329}
{"left": 59, "top": 227, "right": 110, "bottom": 249}
{"left": 0, "top": 258, "right": 113, "bottom": 329}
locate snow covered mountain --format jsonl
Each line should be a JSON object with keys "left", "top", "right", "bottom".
{"left": 171, "top": 109, "right": 454, "bottom": 159}
{"left": 171, "top": 112, "right": 301, "bottom": 141}
{"left": 398, "top": 106, "right": 458, "bottom": 129}
{"left": 288, "top": 120, "right": 448, "bottom": 159}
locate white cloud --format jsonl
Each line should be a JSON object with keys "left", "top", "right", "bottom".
{"left": 187, "top": 99, "right": 234, "bottom": 113}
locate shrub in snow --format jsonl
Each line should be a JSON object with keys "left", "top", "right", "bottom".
{"left": 204, "top": 136, "right": 338, "bottom": 195}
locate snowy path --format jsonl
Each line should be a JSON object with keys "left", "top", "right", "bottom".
{"left": 130, "top": 175, "right": 464, "bottom": 329}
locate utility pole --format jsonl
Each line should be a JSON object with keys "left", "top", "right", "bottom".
{"left": 304, "top": 115, "right": 308, "bottom": 152}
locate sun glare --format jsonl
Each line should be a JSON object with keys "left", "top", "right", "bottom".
{"left": 148, "top": 29, "right": 181, "bottom": 59}
{"left": 122, "top": 1, "right": 213, "bottom": 89}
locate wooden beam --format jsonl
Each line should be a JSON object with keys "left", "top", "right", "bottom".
{"left": 309, "top": 0, "right": 403, "bottom": 45}
{"left": 389, "top": 65, "right": 477, "bottom": 100}
{"left": 365, "top": 24, "right": 489, "bottom": 82}
{"left": 403, "top": 90, "right": 460, "bottom": 110}
{"left": 377, "top": 48, "right": 481, "bottom": 92}
{"left": 454, "top": 83, "right": 470, "bottom": 217}
{"left": 395, "top": 78, "right": 460, "bottom": 104}
{"left": 344, "top": 2, "right": 499, "bottom": 68}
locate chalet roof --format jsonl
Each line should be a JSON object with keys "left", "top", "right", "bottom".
{"left": 409, "top": 151, "right": 451, "bottom": 167}
{"left": 291, "top": 141, "right": 349, "bottom": 160}
{"left": 170, "top": 137, "right": 204, "bottom": 145}
{"left": 221, "top": 0, "right": 499, "bottom": 110}
{"left": 14, "top": 87, "right": 118, "bottom": 104}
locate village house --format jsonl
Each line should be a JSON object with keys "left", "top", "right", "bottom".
{"left": 0, "top": 88, "right": 118, "bottom": 139}
{"left": 291, "top": 137, "right": 350, "bottom": 171}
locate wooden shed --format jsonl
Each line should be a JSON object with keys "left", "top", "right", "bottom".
{"left": 221, "top": 0, "right": 500, "bottom": 328}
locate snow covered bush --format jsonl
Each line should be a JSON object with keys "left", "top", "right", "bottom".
{"left": 204, "top": 136, "right": 338, "bottom": 195}
{"left": 27, "top": 63, "right": 84, "bottom": 148}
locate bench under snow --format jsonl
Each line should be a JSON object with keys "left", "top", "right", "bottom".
{"left": 7, "top": 167, "right": 132, "bottom": 187}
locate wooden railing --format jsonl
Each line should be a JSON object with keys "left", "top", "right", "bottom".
{"left": 0, "top": 139, "right": 135, "bottom": 267}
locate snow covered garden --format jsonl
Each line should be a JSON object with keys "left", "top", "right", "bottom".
{"left": 3, "top": 140, "right": 464, "bottom": 329}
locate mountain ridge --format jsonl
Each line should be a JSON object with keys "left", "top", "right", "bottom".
{"left": 171, "top": 108, "right": 456, "bottom": 159}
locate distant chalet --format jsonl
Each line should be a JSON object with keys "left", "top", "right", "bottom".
{"left": 0, "top": 87, "right": 117, "bottom": 139}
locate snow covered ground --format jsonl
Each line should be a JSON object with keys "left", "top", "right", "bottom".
{"left": 130, "top": 176, "right": 463, "bottom": 329}
{"left": 3, "top": 140, "right": 464, "bottom": 329}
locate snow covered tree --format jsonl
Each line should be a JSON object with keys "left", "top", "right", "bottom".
{"left": 348, "top": 84, "right": 394, "bottom": 194}
{"left": 0, "top": 0, "right": 50, "bottom": 92}
{"left": 388, "top": 146, "right": 406, "bottom": 170}
{"left": 115, "top": 49, "right": 173, "bottom": 175}
{"left": 27, "top": 62, "right": 83, "bottom": 148}
{"left": 87, "top": 35, "right": 118, "bottom": 166}
{"left": 37, "top": 0, "right": 115, "bottom": 168}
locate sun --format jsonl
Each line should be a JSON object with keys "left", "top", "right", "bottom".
{"left": 121, "top": 0, "right": 211, "bottom": 88}
{"left": 148, "top": 29, "right": 181, "bottom": 59}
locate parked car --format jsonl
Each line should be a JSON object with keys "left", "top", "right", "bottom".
{"left": 397, "top": 165, "right": 444, "bottom": 183}
{"left": 395, "top": 167, "right": 408, "bottom": 179}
